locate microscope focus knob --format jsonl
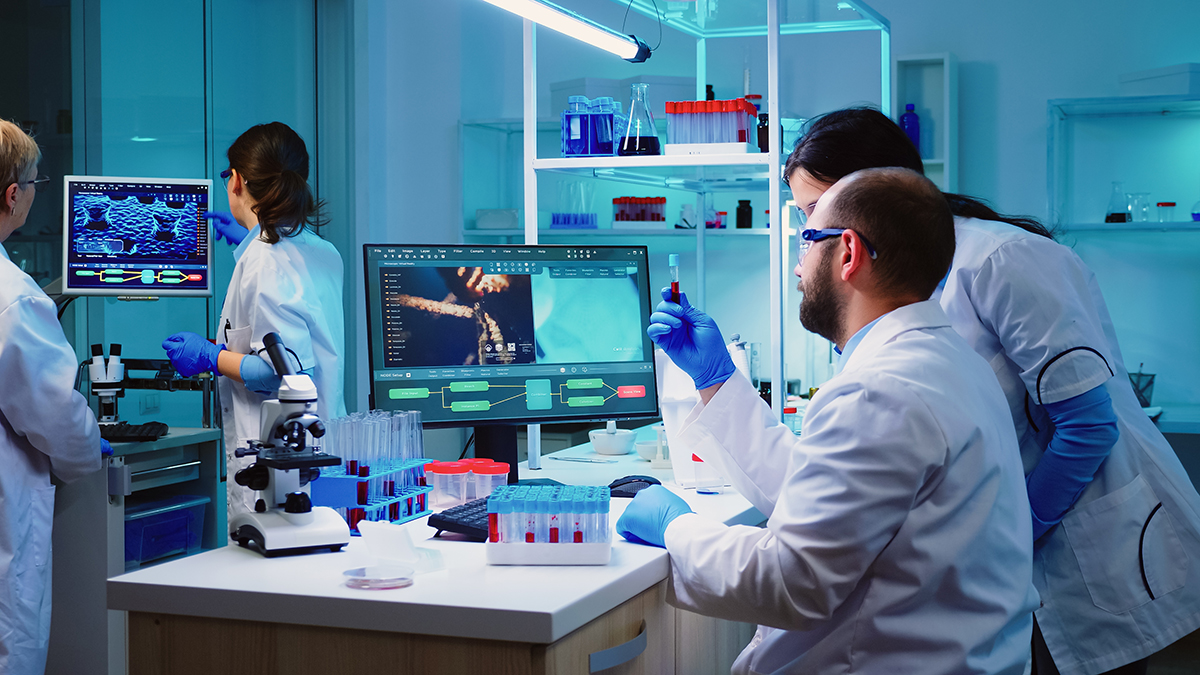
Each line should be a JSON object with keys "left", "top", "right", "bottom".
{"left": 284, "top": 491, "right": 312, "bottom": 514}
{"left": 234, "top": 465, "right": 270, "bottom": 491}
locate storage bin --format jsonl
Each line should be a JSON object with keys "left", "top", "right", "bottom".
{"left": 124, "top": 494, "right": 209, "bottom": 570}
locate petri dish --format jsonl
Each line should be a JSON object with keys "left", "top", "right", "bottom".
{"left": 343, "top": 565, "right": 415, "bottom": 590}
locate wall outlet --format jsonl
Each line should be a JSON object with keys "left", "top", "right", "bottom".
{"left": 139, "top": 393, "right": 160, "bottom": 415}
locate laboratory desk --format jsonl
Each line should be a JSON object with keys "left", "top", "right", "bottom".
{"left": 108, "top": 428, "right": 765, "bottom": 675}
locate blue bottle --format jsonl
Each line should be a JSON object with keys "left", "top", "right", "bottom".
{"left": 563, "top": 96, "right": 590, "bottom": 156}
{"left": 900, "top": 103, "right": 920, "bottom": 155}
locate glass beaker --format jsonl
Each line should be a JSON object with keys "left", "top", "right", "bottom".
{"left": 1129, "top": 193, "right": 1151, "bottom": 223}
{"left": 1104, "top": 182, "right": 1129, "bottom": 223}
{"left": 618, "top": 83, "right": 661, "bottom": 156}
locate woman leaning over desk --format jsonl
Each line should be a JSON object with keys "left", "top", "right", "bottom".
{"left": 162, "top": 122, "right": 346, "bottom": 523}
{"left": 784, "top": 106, "right": 1200, "bottom": 675}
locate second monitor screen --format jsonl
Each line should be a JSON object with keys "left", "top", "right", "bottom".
{"left": 366, "top": 245, "right": 658, "bottom": 426}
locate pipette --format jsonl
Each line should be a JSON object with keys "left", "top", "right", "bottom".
{"left": 668, "top": 253, "right": 680, "bottom": 303}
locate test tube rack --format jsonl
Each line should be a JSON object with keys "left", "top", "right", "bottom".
{"left": 485, "top": 485, "right": 612, "bottom": 566}
{"left": 310, "top": 458, "right": 434, "bottom": 533}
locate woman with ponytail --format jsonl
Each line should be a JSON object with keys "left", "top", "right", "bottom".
{"left": 161, "top": 122, "right": 346, "bottom": 521}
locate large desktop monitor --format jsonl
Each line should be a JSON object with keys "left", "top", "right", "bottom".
{"left": 62, "top": 176, "right": 213, "bottom": 296}
{"left": 364, "top": 244, "right": 659, "bottom": 472}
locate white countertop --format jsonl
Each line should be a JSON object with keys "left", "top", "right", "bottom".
{"left": 107, "top": 426, "right": 763, "bottom": 644}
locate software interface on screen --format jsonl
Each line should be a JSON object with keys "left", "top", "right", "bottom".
{"left": 364, "top": 244, "right": 659, "bottom": 427}
{"left": 63, "top": 176, "right": 212, "bottom": 296}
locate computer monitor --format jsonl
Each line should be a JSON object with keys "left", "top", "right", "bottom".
{"left": 62, "top": 176, "right": 213, "bottom": 296}
{"left": 363, "top": 244, "right": 659, "bottom": 475}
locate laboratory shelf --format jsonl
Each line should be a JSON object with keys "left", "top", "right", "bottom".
{"left": 611, "top": 0, "right": 888, "bottom": 39}
{"left": 462, "top": 228, "right": 793, "bottom": 239}
{"left": 1059, "top": 221, "right": 1200, "bottom": 233}
{"left": 1047, "top": 95, "right": 1200, "bottom": 119}
{"left": 533, "top": 154, "right": 774, "bottom": 193}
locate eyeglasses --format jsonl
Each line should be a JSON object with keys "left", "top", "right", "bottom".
{"left": 19, "top": 175, "right": 50, "bottom": 193}
{"left": 798, "top": 228, "right": 879, "bottom": 260}
{"left": 220, "top": 168, "right": 232, "bottom": 187}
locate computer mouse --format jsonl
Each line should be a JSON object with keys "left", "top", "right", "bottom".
{"left": 608, "top": 474, "right": 662, "bottom": 499}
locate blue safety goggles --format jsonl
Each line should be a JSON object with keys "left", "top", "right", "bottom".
{"left": 798, "top": 228, "right": 878, "bottom": 259}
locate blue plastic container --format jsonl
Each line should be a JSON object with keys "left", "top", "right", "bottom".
{"left": 124, "top": 494, "right": 210, "bottom": 570}
{"left": 562, "top": 96, "right": 590, "bottom": 156}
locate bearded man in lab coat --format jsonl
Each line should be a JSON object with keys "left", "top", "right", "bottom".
{"left": 618, "top": 167, "right": 1040, "bottom": 675}
{"left": 0, "top": 120, "right": 105, "bottom": 674}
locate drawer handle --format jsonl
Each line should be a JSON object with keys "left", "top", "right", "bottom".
{"left": 589, "top": 620, "right": 646, "bottom": 673}
{"left": 131, "top": 460, "right": 201, "bottom": 478}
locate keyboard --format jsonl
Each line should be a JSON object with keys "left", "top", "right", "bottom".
{"left": 428, "top": 497, "right": 489, "bottom": 541}
{"left": 99, "top": 421, "right": 170, "bottom": 443}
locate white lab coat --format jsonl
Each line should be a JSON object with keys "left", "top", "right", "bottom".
{"left": 937, "top": 217, "right": 1200, "bottom": 675}
{"left": 0, "top": 243, "right": 101, "bottom": 675}
{"left": 665, "top": 299, "right": 1039, "bottom": 675}
{"left": 218, "top": 226, "right": 346, "bottom": 521}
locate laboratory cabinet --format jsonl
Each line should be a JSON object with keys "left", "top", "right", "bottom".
{"left": 49, "top": 428, "right": 225, "bottom": 675}
{"left": 1046, "top": 94, "right": 1200, "bottom": 434}
{"left": 892, "top": 53, "right": 958, "bottom": 192}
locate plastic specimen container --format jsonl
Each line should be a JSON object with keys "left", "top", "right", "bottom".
{"left": 428, "top": 461, "right": 469, "bottom": 509}
{"left": 485, "top": 485, "right": 611, "bottom": 565}
{"left": 124, "top": 494, "right": 210, "bottom": 570}
{"left": 472, "top": 462, "right": 509, "bottom": 501}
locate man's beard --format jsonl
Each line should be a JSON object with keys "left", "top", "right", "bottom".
{"left": 798, "top": 246, "right": 844, "bottom": 345}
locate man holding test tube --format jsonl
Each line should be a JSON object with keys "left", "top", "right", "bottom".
{"left": 618, "top": 168, "right": 1038, "bottom": 675}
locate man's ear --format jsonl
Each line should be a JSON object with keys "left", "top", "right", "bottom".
{"left": 839, "top": 230, "right": 869, "bottom": 282}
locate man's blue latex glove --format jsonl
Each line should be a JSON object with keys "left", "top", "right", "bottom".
{"left": 617, "top": 485, "right": 694, "bottom": 548}
{"left": 162, "top": 331, "right": 225, "bottom": 377}
{"left": 647, "top": 288, "right": 737, "bottom": 390}
{"left": 101, "top": 438, "right": 112, "bottom": 457}
{"left": 204, "top": 211, "right": 247, "bottom": 246}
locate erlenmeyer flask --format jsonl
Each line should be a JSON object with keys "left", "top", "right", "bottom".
{"left": 618, "top": 83, "right": 661, "bottom": 156}
{"left": 1104, "top": 181, "right": 1129, "bottom": 223}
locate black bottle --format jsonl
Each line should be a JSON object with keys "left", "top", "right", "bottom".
{"left": 757, "top": 114, "right": 769, "bottom": 153}
{"left": 706, "top": 84, "right": 715, "bottom": 101}
{"left": 736, "top": 200, "right": 753, "bottom": 229}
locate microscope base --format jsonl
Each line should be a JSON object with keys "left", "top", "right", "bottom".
{"left": 230, "top": 507, "right": 350, "bottom": 558}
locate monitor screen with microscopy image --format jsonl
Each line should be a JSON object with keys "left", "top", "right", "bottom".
{"left": 363, "top": 244, "right": 659, "bottom": 428}
{"left": 62, "top": 175, "right": 213, "bottom": 296}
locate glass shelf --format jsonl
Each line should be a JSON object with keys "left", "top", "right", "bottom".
{"left": 462, "top": 227, "right": 792, "bottom": 238}
{"left": 533, "top": 153, "right": 774, "bottom": 192}
{"left": 614, "top": 0, "right": 888, "bottom": 38}
{"left": 1059, "top": 221, "right": 1200, "bottom": 233}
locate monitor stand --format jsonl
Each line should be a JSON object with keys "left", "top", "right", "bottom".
{"left": 474, "top": 425, "right": 518, "bottom": 484}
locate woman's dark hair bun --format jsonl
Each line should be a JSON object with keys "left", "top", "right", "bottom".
{"left": 226, "top": 122, "right": 326, "bottom": 243}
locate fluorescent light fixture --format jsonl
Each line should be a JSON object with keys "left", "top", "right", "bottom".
{"left": 130, "top": 136, "right": 157, "bottom": 142}
{"left": 480, "top": 0, "right": 651, "bottom": 62}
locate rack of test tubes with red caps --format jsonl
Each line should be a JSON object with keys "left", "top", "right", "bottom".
{"left": 309, "top": 410, "right": 433, "bottom": 535}
{"left": 485, "top": 485, "right": 612, "bottom": 566}
{"left": 665, "top": 98, "right": 760, "bottom": 151}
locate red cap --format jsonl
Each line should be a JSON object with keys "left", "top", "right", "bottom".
{"left": 1158, "top": 202, "right": 1176, "bottom": 207}
{"left": 666, "top": 101, "right": 676, "bottom": 113}
{"left": 784, "top": 407, "right": 797, "bottom": 414}
{"left": 692, "top": 454, "right": 705, "bottom": 462}
{"left": 460, "top": 458, "right": 494, "bottom": 466}
{"left": 428, "top": 461, "right": 469, "bottom": 475}
{"left": 745, "top": 94, "right": 762, "bottom": 100}
{"left": 472, "top": 462, "right": 509, "bottom": 475}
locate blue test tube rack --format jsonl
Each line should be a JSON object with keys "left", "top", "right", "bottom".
{"left": 310, "top": 457, "right": 434, "bottom": 532}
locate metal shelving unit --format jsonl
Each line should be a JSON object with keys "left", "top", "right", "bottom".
{"left": 516, "top": 0, "right": 890, "bottom": 419}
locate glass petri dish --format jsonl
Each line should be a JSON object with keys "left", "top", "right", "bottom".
{"left": 343, "top": 565, "right": 415, "bottom": 590}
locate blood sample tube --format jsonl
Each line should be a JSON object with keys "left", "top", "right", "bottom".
{"left": 669, "top": 253, "right": 680, "bottom": 303}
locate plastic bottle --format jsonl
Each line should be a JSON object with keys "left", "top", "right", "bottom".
{"left": 564, "top": 96, "right": 590, "bottom": 156}
{"left": 1192, "top": 198, "right": 1200, "bottom": 222}
{"left": 757, "top": 114, "right": 770, "bottom": 153}
{"left": 900, "top": 104, "right": 920, "bottom": 154}
{"left": 736, "top": 200, "right": 753, "bottom": 229}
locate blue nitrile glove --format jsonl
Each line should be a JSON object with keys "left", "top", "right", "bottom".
{"left": 101, "top": 438, "right": 113, "bottom": 457}
{"left": 162, "top": 331, "right": 225, "bottom": 377}
{"left": 204, "top": 211, "right": 248, "bottom": 246}
{"left": 1026, "top": 384, "right": 1120, "bottom": 541}
{"left": 647, "top": 288, "right": 737, "bottom": 390}
{"left": 617, "top": 484, "right": 694, "bottom": 548}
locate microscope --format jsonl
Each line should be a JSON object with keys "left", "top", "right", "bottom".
{"left": 228, "top": 332, "right": 350, "bottom": 557}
